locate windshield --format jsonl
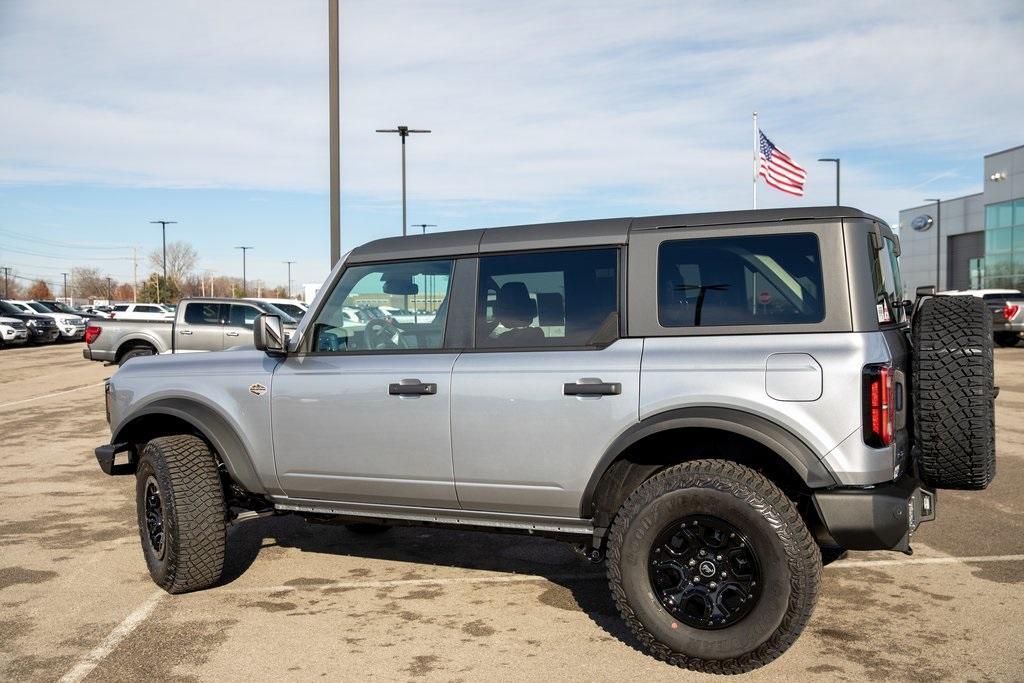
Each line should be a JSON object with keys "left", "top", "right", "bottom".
{"left": 259, "top": 302, "right": 298, "bottom": 325}
{"left": 27, "top": 302, "right": 51, "bottom": 313}
{"left": 0, "top": 301, "right": 24, "bottom": 316}
{"left": 273, "top": 303, "right": 306, "bottom": 318}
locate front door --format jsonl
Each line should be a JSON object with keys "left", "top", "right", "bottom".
{"left": 224, "top": 303, "right": 260, "bottom": 348}
{"left": 176, "top": 301, "right": 225, "bottom": 352}
{"left": 272, "top": 257, "right": 459, "bottom": 507}
{"left": 450, "top": 247, "right": 641, "bottom": 518}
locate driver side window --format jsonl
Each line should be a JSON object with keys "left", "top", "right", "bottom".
{"left": 310, "top": 259, "right": 453, "bottom": 353}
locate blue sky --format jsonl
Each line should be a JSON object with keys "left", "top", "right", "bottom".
{"left": 2, "top": 1, "right": 1023, "bottom": 292}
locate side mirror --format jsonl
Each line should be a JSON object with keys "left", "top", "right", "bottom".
{"left": 253, "top": 314, "right": 285, "bottom": 355}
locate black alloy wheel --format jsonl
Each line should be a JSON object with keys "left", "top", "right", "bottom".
{"left": 648, "top": 515, "right": 760, "bottom": 630}
{"left": 143, "top": 475, "right": 166, "bottom": 560}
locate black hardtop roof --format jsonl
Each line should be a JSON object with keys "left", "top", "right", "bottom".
{"left": 348, "top": 206, "right": 886, "bottom": 263}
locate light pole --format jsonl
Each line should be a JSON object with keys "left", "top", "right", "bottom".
{"left": 236, "top": 246, "right": 253, "bottom": 297}
{"left": 283, "top": 260, "right": 296, "bottom": 298}
{"left": 925, "top": 198, "right": 942, "bottom": 289}
{"left": 376, "top": 126, "right": 431, "bottom": 236}
{"left": 150, "top": 221, "right": 177, "bottom": 300}
{"left": 2, "top": 267, "right": 9, "bottom": 298}
{"left": 106, "top": 277, "right": 112, "bottom": 302}
{"left": 62, "top": 272, "right": 68, "bottom": 304}
{"left": 328, "top": 0, "right": 341, "bottom": 267}
{"left": 410, "top": 223, "right": 436, "bottom": 235}
{"left": 410, "top": 224, "right": 436, "bottom": 319}
{"left": 818, "top": 158, "right": 840, "bottom": 206}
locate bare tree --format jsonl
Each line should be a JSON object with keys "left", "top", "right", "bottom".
{"left": 71, "top": 267, "right": 112, "bottom": 301}
{"left": 148, "top": 240, "right": 198, "bottom": 284}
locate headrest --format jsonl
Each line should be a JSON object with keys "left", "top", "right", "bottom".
{"left": 535, "top": 292, "right": 564, "bottom": 326}
{"left": 494, "top": 281, "right": 536, "bottom": 328}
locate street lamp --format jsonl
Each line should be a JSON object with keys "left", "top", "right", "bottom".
{"left": 150, "top": 220, "right": 177, "bottom": 301}
{"left": 62, "top": 272, "right": 68, "bottom": 304}
{"left": 410, "top": 224, "right": 436, "bottom": 320}
{"left": 283, "top": 260, "right": 296, "bottom": 298}
{"left": 925, "top": 198, "right": 942, "bottom": 289}
{"left": 236, "top": 246, "right": 254, "bottom": 297}
{"left": 818, "top": 158, "right": 840, "bottom": 206}
{"left": 376, "top": 126, "right": 431, "bottom": 236}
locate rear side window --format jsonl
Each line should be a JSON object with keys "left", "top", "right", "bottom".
{"left": 183, "top": 303, "right": 223, "bottom": 325}
{"left": 228, "top": 304, "right": 261, "bottom": 327}
{"left": 476, "top": 248, "right": 618, "bottom": 348}
{"left": 658, "top": 233, "right": 825, "bottom": 327}
{"left": 869, "top": 236, "right": 907, "bottom": 325}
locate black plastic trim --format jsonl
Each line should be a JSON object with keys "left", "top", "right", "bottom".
{"left": 95, "top": 442, "right": 133, "bottom": 475}
{"left": 813, "top": 475, "right": 934, "bottom": 551}
{"left": 579, "top": 406, "right": 837, "bottom": 517}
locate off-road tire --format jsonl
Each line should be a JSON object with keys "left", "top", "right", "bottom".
{"left": 136, "top": 435, "right": 226, "bottom": 593}
{"left": 119, "top": 345, "right": 155, "bottom": 366}
{"left": 606, "top": 459, "right": 820, "bottom": 674}
{"left": 912, "top": 296, "right": 996, "bottom": 490}
{"left": 994, "top": 332, "right": 1019, "bottom": 348}
{"left": 345, "top": 523, "right": 392, "bottom": 535}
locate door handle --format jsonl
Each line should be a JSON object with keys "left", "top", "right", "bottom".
{"left": 564, "top": 380, "right": 621, "bottom": 396}
{"left": 179, "top": 330, "right": 193, "bottom": 335}
{"left": 226, "top": 331, "right": 240, "bottom": 337}
{"left": 389, "top": 380, "right": 437, "bottom": 396}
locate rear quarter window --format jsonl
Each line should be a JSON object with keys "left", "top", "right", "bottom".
{"left": 658, "top": 233, "right": 825, "bottom": 327}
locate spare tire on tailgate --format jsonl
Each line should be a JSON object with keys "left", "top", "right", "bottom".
{"left": 912, "top": 295, "right": 996, "bottom": 490}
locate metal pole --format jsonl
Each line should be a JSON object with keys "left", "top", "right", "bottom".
{"left": 752, "top": 111, "right": 758, "bottom": 209}
{"left": 283, "top": 260, "right": 295, "bottom": 297}
{"left": 106, "top": 277, "right": 112, "bottom": 302}
{"left": 2, "top": 267, "right": 9, "bottom": 297}
{"left": 236, "top": 246, "right": 253, "bottom": 297}
{"left": 925, "top": 198, "right": 942, "bottom": 289}
{"left": 818, "top": 159, "right": 840, "bottom": 206}
{"left": 401, "top": 134, "right": 407, "bottom": 236}
{"left": 328, "top": 0, "right": 341, "bottom": 266}
{"left": 62, "top": 272, "right": 68, "bottom": 303}
{"left": 149, "top": 221, "right": 177, "bottom": 302}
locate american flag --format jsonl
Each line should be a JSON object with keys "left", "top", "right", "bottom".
{"left": 759, "top": 131, "right": 807, "bottom": 197}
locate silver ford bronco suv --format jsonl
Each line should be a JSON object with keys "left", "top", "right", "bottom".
{"left": 96, "top": 207, "right": 996, "bottom": 673}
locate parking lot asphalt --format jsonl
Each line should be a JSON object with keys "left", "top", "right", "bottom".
{"left": 2, "top": 343, "right": 1023, "bottom": 682}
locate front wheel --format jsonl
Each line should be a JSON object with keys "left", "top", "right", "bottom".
{"left": 136, "top": 435, "right": 227, "bottom": 593}
{"left": 606, "top": 459, "right": 821, "bottom": 674}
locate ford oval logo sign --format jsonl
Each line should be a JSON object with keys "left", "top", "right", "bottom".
{"left": 911, "top": 214, "right": 933, "bottom": 232}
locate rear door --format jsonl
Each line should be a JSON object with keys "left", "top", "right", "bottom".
{"left": 176, "top": 302, "right": 225, "bottom": 351}
{"left": 450, "top": 247, "right": 641, "bottom": 518}
{"left": 224, "top": 303, "right": 261, "bottom": 347}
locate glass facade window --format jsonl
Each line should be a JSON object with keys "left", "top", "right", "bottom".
{"left": 983, "top": 199, "right": 1024, "bottom": 290}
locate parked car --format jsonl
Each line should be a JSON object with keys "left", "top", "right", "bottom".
{"left": 244, "top": 297, "right": 308, "bottom": 320}
{"left": 34, "top": 299, "right": 107, "bottom": 322}
{"left": 107, "top": 303, "right": 175, "bottom": 321}
{"left": 0, "top": 315, "right": 29, "bottom": 347}
{"left": 82, "top": 297, "right": 299, "bottom": 365}
{"left": 94, "top": 208, "right": 996, "bottom": 673}
{"left": 2, "top": 299, "right": 86, "bottom": 341}
{"left": 0, "top": 300, "right": 60, "bottom": 343}
{"left": 938, "top": 288, "right": 1024, "bottom": 347}
{"left": 379, "top": 305, "right": 435, "bottom": 324}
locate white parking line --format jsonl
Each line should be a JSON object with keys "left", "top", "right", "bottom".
{"left": 57, "top": 590, "right": 164, "bottom": 683}
{"left": 0, "top": 381, "right": 106, "bottom": 409}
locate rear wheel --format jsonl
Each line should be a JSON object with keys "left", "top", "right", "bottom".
{"left": 606, "top": 460, "right": 820, "bottom": 674}
{"left": 119, "top": 344, "right": 155, "bottom": 366}
{"left": 136, "top": 435, "right": 226, "bottom": 593}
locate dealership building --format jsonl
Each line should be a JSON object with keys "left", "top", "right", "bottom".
{"left": 897, "top": 144, "right": 1024, "bottom": 295}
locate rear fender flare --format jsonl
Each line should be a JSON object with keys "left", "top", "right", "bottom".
{"left": 580, "top": 406, "right": 837, "bottom": 517}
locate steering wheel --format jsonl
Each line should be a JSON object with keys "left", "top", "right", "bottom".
{"left": 363, "top": 318, "right": 402, "bottom": 349}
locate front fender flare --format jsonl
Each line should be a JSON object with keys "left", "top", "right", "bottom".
{"left": 579, "top": 406, "right": 838, "bottom": 517}
{"left": 113, "top": 397, "right": 266, "bottom": 494}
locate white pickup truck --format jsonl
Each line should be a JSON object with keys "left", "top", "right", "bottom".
{"left": 82, "top": 297, "right": 298, "bottom": 365}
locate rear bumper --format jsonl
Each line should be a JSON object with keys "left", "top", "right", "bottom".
{"left": 813, "top": 475, "right": 936, "bottom": 552}
{"left": 83, "top": 347, "right": 116, "bottom": 362}
{"left": 992, "top": 320, "right": 1024, "bottom": 333}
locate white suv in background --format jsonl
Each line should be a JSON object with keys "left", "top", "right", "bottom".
{"left": 4, "top": 300, "right": 87, "bottom": 340}
{"left": 108, "top": 303, "right": 175, "bottom": 321}
{"left": 0, "top": 315, "right": 29, "bottom": 347}
{"left": 244, "top": 297, "right": 308, "bottom": 320}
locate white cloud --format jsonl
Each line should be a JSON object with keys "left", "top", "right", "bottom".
{"left": 1, "top": 0, "right": 1022, "bottom": 224}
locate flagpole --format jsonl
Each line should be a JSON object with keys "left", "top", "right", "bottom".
{"left": 752, "top": 111, "right": 758, "bottom": 209}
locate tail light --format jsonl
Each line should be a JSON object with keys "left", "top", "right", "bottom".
{"left": 84, "top": 325, "right": 102, "bottom": 345}
{"left": 863, "top": 364, "right": 894, "bottom": 447}
{"left": 1003, "top": 303, "right": 1019, "bottom": 320}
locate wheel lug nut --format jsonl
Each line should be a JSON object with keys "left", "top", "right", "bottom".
{"left": 688, "top": 559, "right": 696, "bottom": 566}
{"left": 693, "top": 577, "right": 700, "bottom": 582}
{"left": 709, "top": 582, "right": 717, "bottom": 588}
{"left": 716, "top": 555, "right": 723, "bottom": 561}
{"left": 721, "top": 572, "right": 727, "bottom": 578}
{"left": 699, "top": 549, "right": 706, "bottom": 556}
